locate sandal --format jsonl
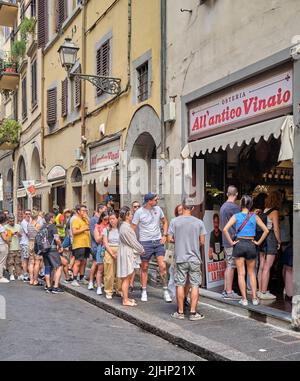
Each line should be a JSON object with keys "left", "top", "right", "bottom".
{"left": 123, "top": 300, "right": 137, "bottom": 307}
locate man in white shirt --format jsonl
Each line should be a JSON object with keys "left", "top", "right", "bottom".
{"left": 20, "top": 210, "right": 31, "bottom": 282}
{"left": 132, "top": 193, "right": 172, "bottom": 303}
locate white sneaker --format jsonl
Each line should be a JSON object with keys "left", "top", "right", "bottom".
{"left": 0, "top": 277, "right": 10, "bottom": 283}
{"left": 252, "top": 299, "right": 260, "bottom": 306}
{"left": 97, "top": 287, "right": 102, "bottom": 295}
{"left": 88, "top": 282, "right": 94, "bottom": 290}
{"left": 71, "top": 280, "right": 80, "bottom": 287}
{"left": 259, "top": 292, "right": 276, "bottom": 300}
{"left": 10, "top": 274, "right": 15, "bottom": 281}
{"left": 106, "top": 294, "right": 112, "bottom": 300}
{"left": 239, "top": 299, "right": 249, "bottom": 306}
{"left": 163, "top": 289, "right": 172, "bottom": 303}
{"left": 18, "top": 275, "right": 24, "bottom": 281}
{"left": 141, "top": 290, "right": 148, "bottom": 302}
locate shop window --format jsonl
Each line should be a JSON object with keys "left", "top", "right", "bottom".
{"left": 205, "top": 151, "right": 226, "bottom": 211}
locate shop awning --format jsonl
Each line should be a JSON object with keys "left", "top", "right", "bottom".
{"left": 82, "top": 165, "right": 116, "bottom": 185}
{"left": 182, "top": 116, "right": 294, "bottom": 160}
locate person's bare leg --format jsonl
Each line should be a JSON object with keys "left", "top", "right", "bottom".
{"left": 257, "top": 253, "right": 266, "bottom": 292}
{"left": 225, "top": 266, "right": 235, "bottom": 294}
{"left": 80, "top": 258, "right": 87, "bottom": 277}
{"left": 235, "top": 258, "right": 246, "bottom": 300}
{"left": 122, "top": 275, "right": 136, "bottom": 306}
{"left": 190, "top": 287, "right": 200, "bottom": 313}
{"left": 90, "top": 261, "right": 97, "bottom": 282}
{"left": 29, "top": 258, "right": 34, "bottom": 284}
{"left": 141, "top": 261, "right": 149, "bottom": 289}
{"left": 176, "top": 286, "right": 185, "bottom": 314}
{"left": 73, "top": 260, "right": 81, "bottom": 279}
{"left": 157, "top": 256, "right": 168, "bottom": 288}
{"left": 261, "top": 255, "right": 276, "bottom": 293}
{"left": 246, "top": 259, "right": 257, "bottom": 300}
{"left": 33, "top": 259, "right": 41, "bottom": 283}
{"left": 54, "top": 266, "right": 63, "bottom": 288}
{"left": 284, "top": 265, "right": 293, "bottom": 297}
{"left": 129, "top": 271, "right": 135, "bottom": 288}
{"left": 96, "top": 264, "right": 104, "bottom": 288}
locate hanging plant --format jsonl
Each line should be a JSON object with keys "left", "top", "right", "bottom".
{"left": 20, "top": 17, "right": 36, "bottom": 40}
{"left": 0, "top": 119, "right": 21, "bottom": 146}
{"left": 11, "top": 40, "right": 26, "bottom": 62}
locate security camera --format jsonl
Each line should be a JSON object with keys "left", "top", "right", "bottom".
{"left": 291, "top": 43, "right": 300, "bottom": 61}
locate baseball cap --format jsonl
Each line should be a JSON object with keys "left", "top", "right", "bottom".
{"left": 144, "top": 192, "right": 157, "bottom": 204}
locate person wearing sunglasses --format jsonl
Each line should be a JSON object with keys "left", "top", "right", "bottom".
{"left": 20, "top": 210, "right": 32, "bottom": 282}
{"left": 129, "top": 201, "right": 141, "bottom": 293}
{"left": 132, "top": 193, "right": 172, "bottom": 303}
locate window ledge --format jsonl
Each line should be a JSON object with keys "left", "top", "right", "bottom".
{"left": 31, "top": 103, "right": 38, "bottom": 113}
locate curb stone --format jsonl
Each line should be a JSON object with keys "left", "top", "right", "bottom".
{"left": 61, "top": 284, "right": 257, "bottom": 362}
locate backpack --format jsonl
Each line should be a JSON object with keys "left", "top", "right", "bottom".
{"left": 255, "top": 208, "right": 276, "bottom": 240}
{"left": 34, "top": 225, "right": 52, "bottom": 255}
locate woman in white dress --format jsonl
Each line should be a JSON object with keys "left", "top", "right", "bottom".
{"left": 118, "top": 207, "right": 144, "bottom": 307}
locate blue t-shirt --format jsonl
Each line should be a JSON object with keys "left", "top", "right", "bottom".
{"left": 220, "top": 201, "right": 240, "bottom": 248}
{"left": 235, "top": 213, "right": 256, "bottom": 238}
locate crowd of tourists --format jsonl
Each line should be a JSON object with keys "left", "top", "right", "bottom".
{"left": 0, "top": 187, "right": 293, "bottom": 321}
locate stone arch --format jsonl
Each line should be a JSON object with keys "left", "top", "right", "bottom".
{"left": 30, "top": 147, "right": 42, "bottom": 182}
{"left": 17, "top": 156, "right": 27, "bottom": 189}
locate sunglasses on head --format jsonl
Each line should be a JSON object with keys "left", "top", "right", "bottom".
{"left": 133, "top": 205, "right": 140, "bottom": 209}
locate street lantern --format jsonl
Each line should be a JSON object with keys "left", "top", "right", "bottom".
{"left": 57, "top": 37, "right": 121, "bottom": 96}
{"left": 58, "top": 38, "right": 79, "bottom": 72}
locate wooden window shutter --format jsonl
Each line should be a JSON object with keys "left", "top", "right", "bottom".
{"left": 37, "top": 0, "right": 49, "bottom": 49}
{"left": 47, "top": 88, "right": 57, "bottom": 126}
{"left": 96, "top": 41, "right": 110, "bottom": 96}
{"left": 74, "top": 65, "right": 81, "bottom": 108}
{"left": 56, "top": 0, "right": 68, "bottom": 32}
{"left": 22, "top": 77, "right": 27, "bottom": 119}
{"left": 61, "top": 78, "right": 68, "bottom": 117}
{"left": 31, "top": 60, "right": 37, "bottom": 108}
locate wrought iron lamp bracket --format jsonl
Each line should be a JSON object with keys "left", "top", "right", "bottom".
{"left": 69, "top": 72, "right": 121, "bottom": 95}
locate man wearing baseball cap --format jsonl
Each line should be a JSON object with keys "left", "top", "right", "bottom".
{"left": 132, "top": 192, "right": 172, "bottom": 303}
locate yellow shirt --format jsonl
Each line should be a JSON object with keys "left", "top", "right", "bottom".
{"left": 72, "top": 216, "right": 91, "bottom": 250}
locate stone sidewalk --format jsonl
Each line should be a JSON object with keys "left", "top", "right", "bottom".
{"left": 61, "top": 282, "right": 300, "bottom": 361}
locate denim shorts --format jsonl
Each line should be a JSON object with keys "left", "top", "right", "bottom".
{"left": 233, "top": 239, "right": 257, "bottom": 261}
{"left": 140, "top": 240, "right": 165, "bottom": 262}
{"left": 262, "top": 230, "right": 278, "bottom": 255}
{"left": 96, "top": 245, "right": 105, "bottom": 264}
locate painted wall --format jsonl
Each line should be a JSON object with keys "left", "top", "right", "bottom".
{"left": 165, "top": 0, "right": 300, "bottom": 213}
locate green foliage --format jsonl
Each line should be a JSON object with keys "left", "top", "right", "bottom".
{"left": 0, "top": 119, "right": 21, "bottom": 145}
{"left": 20, "top": 17, "right": 36, "bottom": 39}
{"left": 11, "top": 40, "right": 26, "bottom": 61}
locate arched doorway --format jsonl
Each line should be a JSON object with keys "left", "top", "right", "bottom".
{"left": 7, "top": 169, "right": 13, "bottom": 213}
{"left": 71, "top": 167, "right": 82, "bottom": 206}
{"left": 31, "top": 148, "right": 42, "bottom": 211}
{"left": 31, "top": 147, "right": 41, "bottom": 183}
{"left": 124, "top": 105, "right": 161, "bottom": 205}
{"left": 17, "top": 156, "right": 28, "bottom": 213}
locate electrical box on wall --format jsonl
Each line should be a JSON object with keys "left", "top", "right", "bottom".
{"left": 164, "top": 102, "right": 176, "bottom": 123}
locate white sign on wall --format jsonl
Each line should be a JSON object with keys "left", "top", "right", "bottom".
{"left": 190, "top": 68, "right": 293, "bottom": 139}
{"left": 90, "top": 141, "right": 120, "bottom": 172}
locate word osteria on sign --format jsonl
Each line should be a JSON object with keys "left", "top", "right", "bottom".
{"left": 189, "top": 68, "right": 293, "bottom": 139}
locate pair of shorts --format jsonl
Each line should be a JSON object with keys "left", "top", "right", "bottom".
{"left": 223, "top": 247, "right": 236, "bottom": 269}
{"left": 73, "top": 247, "right": 90, "bottom": 261}
{"left": 262, "top": 231, "right": 278, "bottom": 255}
{"left": 20, "top": 244, "right": 29, "bottom": 260}
{"left": 43, "top": 250, "right": 62, "bottom": 270}
{"left": 140, "top": 240, "right": 165, "bottom": 262}
{"left": 232, "top": 239, "right": 257, "bottom": 261}
{"left": 174, "top": 262, "right": 202, "bottom": 288}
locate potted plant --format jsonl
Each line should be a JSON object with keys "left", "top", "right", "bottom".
{"left": 20, "top": 17, "right": 36, "bottom": 39}
{"left": 0, "top": 119, "right": 21, "bottom": 150}
{"left": 11, "top": 40, "right": 26, "bottom": 63}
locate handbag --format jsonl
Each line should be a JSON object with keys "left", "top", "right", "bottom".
{"left": 233, "top": 213, "right": 254, "bottom": 242}
{"left": 62, "top": 235, "right": 71, "bottom": 249}
{"left": 164, "top": 244, "right": 174, "bottom": 265}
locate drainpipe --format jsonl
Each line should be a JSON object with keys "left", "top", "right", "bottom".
{"left": 41, "top": 49, "right": 45, "bottom": 169}
{"left": 81, "top": 0, "right": 88, "bottom": 140}
{"left": 292, "top": 55, "right": 300, "bottom": 328}
{"left": 160, "top": 0, "right": 167, "bottom": 158}
{"left": 126, "top": 0, "right": 132, "bottom": 91}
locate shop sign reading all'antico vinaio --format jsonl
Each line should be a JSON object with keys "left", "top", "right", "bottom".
{"left": 189, "top": 67, "right": 293, "bottom": 140}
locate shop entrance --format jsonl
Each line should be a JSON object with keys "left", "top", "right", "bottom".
{"left": 49, "top": 186, "right": 66, "bottom": 212}
{"left": 201, "top": 135, "right": 293, "bottom": 313}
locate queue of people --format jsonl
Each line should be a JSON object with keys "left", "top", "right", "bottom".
{"left": 0, "top": 187, "right": 292, "bottom": 321}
